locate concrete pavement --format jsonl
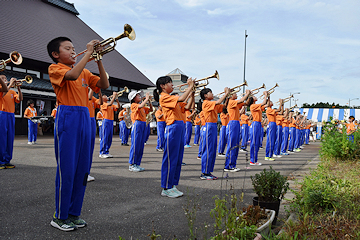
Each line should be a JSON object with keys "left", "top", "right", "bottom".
{"left": 0, "top": 135, "right": 320, "bottom": 239}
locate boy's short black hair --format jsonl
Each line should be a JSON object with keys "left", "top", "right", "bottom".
{"left": 47, "top": 37, "right": 72, "bottom": 63}
{"left": 27, "top": 99, "right": 34, "bottom": 106}
{"left": 349, "top": 116, "right": 355, "bottom": 121}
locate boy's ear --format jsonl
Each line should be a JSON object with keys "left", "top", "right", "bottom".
{"left": 51, "top": 51, "right": 60, "bottom": 60}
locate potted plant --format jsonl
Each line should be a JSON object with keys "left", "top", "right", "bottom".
{"left": 251, "top": 166, "right": 290, "bottom": 225}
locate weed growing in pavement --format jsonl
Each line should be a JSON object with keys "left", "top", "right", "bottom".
{"left": 183, "top": 188, "right": 202, "bottom": 240}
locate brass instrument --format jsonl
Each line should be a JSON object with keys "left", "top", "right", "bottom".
{"left": 75, "top": 24, "right": 136, "bottom": 61}
{"left": 117, "top": 87, "right": 129, "bottom": 97}
{"left": 175, "top": 70, "right": 219, "bottom": 93}
{"left": 0, "top": 51, "right": 22, "bottom": 71}
{"left": 240, "top": 83, "right": 266, "bottom": 97}
{"left": 289, "top": 104, "right": 298, "bottom": 110}
{"left": 15, "top": 75, "right": 33, "bottom": 86}
{"left": 260, "top": 83, "right": 279, "bottom": 99}
{"left": 216, "top": 80, "right": 248, "bottom": 98}
{"left": 275, "top": 94, "right": 294, "bottom": 105}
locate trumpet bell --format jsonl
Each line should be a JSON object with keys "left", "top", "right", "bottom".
{"left": 10, "top": 51, "right": 22, "bottom": 65}
{"left": 24, "top": 75, "right": 33, "bottom": 84}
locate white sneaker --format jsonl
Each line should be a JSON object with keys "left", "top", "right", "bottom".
{"left": 239, "top": 149, "right": 247, "bottom": 153}
{"left": 32, "top": 142, "right": 36, "bottom": 144}
{"left": 218, "top": 154, "right": 225, "bottom": 157}
{"left": 28, "top": 142, "right": 32, "bottom": 145}
{"left": 131, "top": 164, "right": 144, "bottom": 172}
{"left": 229, "top": 168, "right": 241, "bottom": 172}
{"left": 87, "top": 175, "right": 95, "bottom": 182}
{"left": 171, "top": 186, "right": 184, "bottom": 197}
{"left": 107, "top": 154, "right": 113, "bottom": 158}
{"left": 129, "top": 165, "right": 134, "bottom": 172}
{"left": 273, "top": 155, "right": 282, "bottom": 158}
{"left": 161, "top": 188, "right": 181, "bottom": 198}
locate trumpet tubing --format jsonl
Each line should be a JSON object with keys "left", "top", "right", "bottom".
{"left": 216, "top": 80, "right": 248, "bottom": 98}
{"left": 240, "top": 83, "right": 266, "bottom": 97}
{"left": 15, "top": 75, "right": 33, "bottom": 86}
{"left": 259, "top": 83, "right": 278, "bottom": 99}
{"left": 175, "top": 70, "right": 219, "bottom": 93}
{"left": 117, "top": 86, "right": 130, "bottom": 97}
{"left": 0, "top": 51, "right": 22, "bottom": 71}
{"left": 75, "top": 24, "right": 135, "bottom": 61}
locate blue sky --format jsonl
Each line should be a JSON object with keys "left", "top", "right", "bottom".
{"left": 71, "top": 0, "right": 360, "bottom": 107}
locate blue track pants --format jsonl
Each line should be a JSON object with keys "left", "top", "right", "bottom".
{"left": 241, "top": 124, "right": 249, "bottom": 150}
{"left": 156, "top": 121, "right": 166, "bottom": 150}
{"left": 218, "top": 125, "right": 227, "bottom": 154}
{"left": 100, "top": 119, "right": 113, "bottom": 154}
{"left": 201, "top": 122, "right": 218, "bottom": 174}
{"left": 225, "top": 120, "right": 240, "bottom": 169}
{"left": 265, "top": 122, "right": 276, "bottom": 158}
{"left": 28, "top": 119, "right": 37, "bottom": 142}
{"left": 288, "top": 127, "right": 296, "bottom": 151}
{"left": 274, "top": 125, "right": 283, "bottom": 155}
{"left": 281, "top": 127, "right": 289, "bottom": 153}
{"left": 129, "top": 121, "right": 146, "bottom": 166}
{"left": 0, "top": 111, "right": 15, "bottom": 164}
{"left": 250, "top": 121, "right": 262, "bottom": 163}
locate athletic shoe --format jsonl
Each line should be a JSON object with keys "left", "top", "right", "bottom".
{"left": 156, "top": 148, "right": 163, "bottom": 152}
{"left": 259, "top": 147, "right": 263, "bottom": 149}
{"left": 129, "top": 165, "right": 134, "bottom": 172}
{"left": 300, "top": 146, "right": 304, "bottom": 149}
{"left": 224, "top": 168, "right": 231, "bottom": 172}
{"left": 197, "top": 156, "right": 201, "bottom": 160}
{"left": 287, "top": 150, "right": 294, "bottom": 153}
{"left": 132, "top": 164, "right": 145, "bottom": 172}
{"left": 28, "top": 142, "right": 32, "bottom": 145}
{"left": 265, "top": 157, "right": 270, "bottom": 160}
{"left": 209, "top": 174, "right": 218, "bottom": 180}
{"left": 193, "top": 143, "right": 199, "bottom": 146}
{"left": 182, "top": 162, "right": 186, "bottom": 166}
{"left": 68, "top": 214, "right": 87, "bottom": 228}
{"left": 123, "top": 143, "right": 129, "bottom": 146}
{"left": 107, "top": 154, "right": 113, "bottom": 158}
{"left": 239, "top": 149, "right": 247, "bottom": 153}
{"left": 99, "top": 154, "right": 107, "bottom": 159}
{"left": 4, "top": 163, "right": 15, "bottom": 169}
{"left": 295, "top": 148, "right": 301, "bottom": 152}
{"left": 161, "top": 188, "right": 180, "bottom": 198}
{"left": 229, "top": 168, "right": 241, "bottom": 172}
{"left": 171, "top": 186, "right": 184, "bottom": 197}
{"left": 50, "top": 217, "right": 77, "bottom": 231}
{"left": 250, "top": 162, "right": 262, "bottom": 166}
{"left": 184, "top": 145, "right": 192, "bottom": 148}
{"left": 281, "top": 152, "right": 289, "bottom": 155}
{"left": 218, "top": 153, "right": 225, "bottom": 157}
{"left": 144, "top": 142, "right": 147, "bottom": 145}
{"left": 200, "top": 174, "right": 215, "bottom": 180}
{"left": 32, "top": 142, "right": 36, "bottom": 144}
{"left": 0, "top": 164, "right": 6, "bottom": 169}
{"left": 273, "top": 155, "right": 282, "bottom": 158}
{"left": 87, "top": 175, "right": 95, "bottom": 182}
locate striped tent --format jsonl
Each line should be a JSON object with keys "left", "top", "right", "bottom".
{"left": 298, "top": 108, "right": 360, "bottom": 122}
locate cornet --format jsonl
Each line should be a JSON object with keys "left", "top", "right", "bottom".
{"left": 216, "top": 80, "right": 248, "bottom": 98}
{"left": 0, "top": 51, "right": 22, "bottom": 71}
{"left": 275, "top": 94, "right": 294, "bottom": 105}
{"left": 75, "top": 24, "right": 136, "bottom": 61}
{"left": 117, "top": 87, "right": 129, "bottom": 97}
{"left": 175, "top": 70, "right": 219, "bottom": 93}
{"left": 15, "top": 75, "right": 33, "bottom": 87}
{"left": 259, "top": 83, "right": 279, "bottom": 99}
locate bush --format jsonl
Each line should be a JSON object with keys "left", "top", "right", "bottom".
{"left": 251, "top": 166, "right": 289, "bottom": 202}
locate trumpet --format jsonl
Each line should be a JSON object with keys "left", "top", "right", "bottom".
{"left": 75, "top": 24, "right": 136, "bottom": 61}
{"left": 14, "top": 75, "right": 33, "bottom": 87}
{"left": 117, "top": 87, "right": 129, "bottom": 97}
{"left": 289, "top": 104, "right": 298, "bottom": 110}
{"left": 0, "top": 51, "right": 23, "bottom": 71}
{"left": 260, "top": 83, "right": 279, "bottom": 99}
{"left": 240, "top": 83, "right": 266, "bottom": 97}
{"left": 275, "top": 94, "right": 294, "bottom": 105}
{"left": 175, "top": 70, "right": 219, "bottom": 93}
{"left": 216, "top": 80, "right": 248, "bottom": 98}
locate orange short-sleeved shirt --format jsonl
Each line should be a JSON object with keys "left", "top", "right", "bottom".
{"left": 347, "top": 122, "right": 355, "bottom": 134}
{"left": 202, "top": 100, "right": 223, "bottom": 123}
{"left": 118, "top": 109, "right": 125, "bottom": 121}
{"left": 240, "top": 114, "right": 249, "bottom": 125}
{"left": 24, "top": 106, "right": 37, "bottom": 118}
{"left": 48, "top": 63, "right": 100, "bottom": 107}
{"left": 131, "top": 103, "right": 149, "bottom": 123}
{"left": 159, "top": 92, "right": 183, "bottom": 125}
{"left": 88, "top": 97, "right": 100, "bottom": 118}
{"left": 1, "top": 89, "right": 20, "bottom": 113}
{"left": 289, "top": 118, "right": 296, "bottom": 128}
{"left": 51, "top": 108, "right": 57, "bottom": 119}
{"left": 220, "top": 112, "right": 229, "bottom": 126}
{"left": 227, "top": 99, "right": 244, "bottom": 121}
{"left": 275, "top": 115, "right": 283, "bottom": 126}
{"left": 101, "top": 103, "right": 118, "bottom": 120}
{"left": 250, "top": 104, "right": 263, "bottom": 122}
{"left": 155, "top": 109, "right": 165, "bottom": 122}
{"left": 185, "top": 109, "right": 192, "bottom": 122}
{"left": 266, "top": 108, "right": 277, "bottom": 122}
{"left": 282, "top": 119, "right": 289, "bottom": 128}
{"left": 96, "top": 111, "right": 103, "bottom": 120}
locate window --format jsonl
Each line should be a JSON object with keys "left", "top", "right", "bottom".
{"left": 13, "top": 67, "right": 26, "bottom": 73}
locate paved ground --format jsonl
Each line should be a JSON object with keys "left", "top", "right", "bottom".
{"left": 0, "top": 134, "right": 320, "bottom": 240}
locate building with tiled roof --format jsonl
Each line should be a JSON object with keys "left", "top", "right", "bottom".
{"left": 0, "top": 0, "right": 154, "bottom": 134}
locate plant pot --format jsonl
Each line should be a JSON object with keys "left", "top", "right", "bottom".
{"left": 252, "top": 196, "right": 280, "bottom": 225}
{"left": 256, "top": 209, "right": 275, "bottom": 235}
